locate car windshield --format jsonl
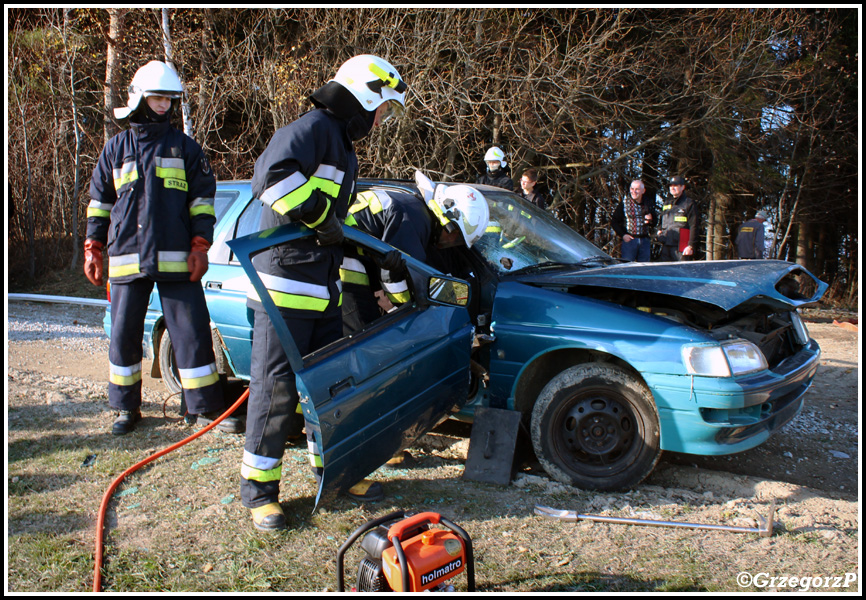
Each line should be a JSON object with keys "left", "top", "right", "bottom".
{"left": 473, "top": 188, "right": 612, "bottom": 275}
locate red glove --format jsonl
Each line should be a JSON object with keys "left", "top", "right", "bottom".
{"left": 83, "top": 239, "right": 104, "bottom": 286}
{"left": 188, "top": 236, "right": 211, "bottom": 282}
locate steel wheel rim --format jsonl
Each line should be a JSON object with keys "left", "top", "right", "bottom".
{"left": 549, "top": 389, "right": 643, "bottom": 477}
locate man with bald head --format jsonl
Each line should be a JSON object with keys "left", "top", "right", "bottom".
{"left": 611, "top": 179, "right": 655, "bottom": 262}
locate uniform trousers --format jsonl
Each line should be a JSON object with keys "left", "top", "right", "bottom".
{"left": 109, "top": 278, "right": 223, "bottom": 414}
{"left": 241, "top": 306, "right": 343, "bottom": 508}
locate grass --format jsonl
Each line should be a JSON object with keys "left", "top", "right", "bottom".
{"left": 7, "top": 410, "right": 860, "bottom": 593}
{"left": 8, "top": 263, "right": 107, "bottom": 299}
{"left": 7, "top": 313, "right": 861, "bottom": 593}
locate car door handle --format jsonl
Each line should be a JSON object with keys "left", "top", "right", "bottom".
{"left": 330, "top": 379, "right": 353, "bottom": 398}
{"left": 206, "top": 281, "right": 222, "bottom": 290}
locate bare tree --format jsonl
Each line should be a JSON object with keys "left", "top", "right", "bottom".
{"left": 161, "top": 8, "right": 194, "bottom": 137}
{"left": 103, "top": 9, "right": 125, "bottom": 145}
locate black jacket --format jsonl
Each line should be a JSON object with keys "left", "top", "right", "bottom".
{"left": 736, "top": 219, "right": 765, "bottom": 259}
{"left": 345, "top": 190, "right": 437, "bottom": 304}
{"left": 87, "top": 118, "right": 216, "bottom": 282}
{"left": 476, "top": 166, "right": 515, "bottom": 191}
{"left": 521, "top": 188, "right": 549, "bottom": 210}
{"left": 611, "top": 198, "right": 655, "bottom": 238}
{"left": 657, "top": 192, "right": 699, "bottom": 248}
{"left": 247, "top": 108, "right": 359, "bottom": 318}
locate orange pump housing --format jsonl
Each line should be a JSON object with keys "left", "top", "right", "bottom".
{"left": 381, "top": 528, "right": 467, "bottom": 592}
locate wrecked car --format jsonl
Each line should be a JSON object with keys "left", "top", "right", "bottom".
{"left": 105, "top": 179, "right": 827, "bottom": 498}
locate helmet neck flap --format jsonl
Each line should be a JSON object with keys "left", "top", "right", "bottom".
{"left": 310, "top": 81, "right": 375, "bottom": 141}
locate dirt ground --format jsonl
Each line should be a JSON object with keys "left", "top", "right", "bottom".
{"left": 6, "top": 300, "right": 861, "bottom": 592}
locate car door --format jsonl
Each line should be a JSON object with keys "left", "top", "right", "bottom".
{"left": 228, "top": 224, "right": 474, "bottom": 506}
{"left": 202, "top": 182, "right": 262, "bottom": 379}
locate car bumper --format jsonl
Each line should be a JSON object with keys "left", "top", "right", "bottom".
{"left": 648, "top": 339, "right": 821, "bottom": 455}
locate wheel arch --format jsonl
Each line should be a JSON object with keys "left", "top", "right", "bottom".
{"left": 512, "top": 348, "right": 649, "bottom": 419}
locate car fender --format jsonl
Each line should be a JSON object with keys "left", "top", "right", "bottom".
{"left": 487, "top": 281, "right": 710, "bottom": 415}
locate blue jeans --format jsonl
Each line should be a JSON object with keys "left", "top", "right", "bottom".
{"left": 622, "top": 237, "right": 651, "bottom": 262}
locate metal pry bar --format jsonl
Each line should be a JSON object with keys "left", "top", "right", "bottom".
{"left": 535, "top": 499, "right": 776, "bottom": 538}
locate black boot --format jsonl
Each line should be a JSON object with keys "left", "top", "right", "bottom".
{"left": 196, "top": 410, "right": 244, "bottom": 434}
{"left": 112, "top": 409, "right": 141, "bottom": 436}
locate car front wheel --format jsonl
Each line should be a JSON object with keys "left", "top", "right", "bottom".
{"left": 530, "top": 363, "right": 660, "bottom": 491}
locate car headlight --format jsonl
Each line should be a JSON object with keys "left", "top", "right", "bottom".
{"left": 790, "top": 310, "right": 810, "bottom": 345}
{"left": 682, "top": 340, "right": 768, "bottom": 377}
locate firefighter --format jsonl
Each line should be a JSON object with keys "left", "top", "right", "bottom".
{"left": 657, "top": 175, "right": 700, "bottom": 261}
{"left": 341, "top": 180, "right": 490, "bottom": 332}
{"left": 475, "top": 146, "right": 514, "bottom": 191}
{"left": 736, "top": 210, "right": 768, "bottom": 259}
{"left": 241, "top": 55, "right": 408, "bottom": 532}
{"left": 85, "top": 60, "right": 240, "bottom": 436}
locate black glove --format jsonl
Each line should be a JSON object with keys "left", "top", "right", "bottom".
{"left": 377, "top": 249, "right": 407, "bottom": 281}
{"left": 314, "top": 211, "right": 344, "bottom": 246}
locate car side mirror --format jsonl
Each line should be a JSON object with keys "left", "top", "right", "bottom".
{"left": 428, "top": 277, "right": 470, "bottom": 307}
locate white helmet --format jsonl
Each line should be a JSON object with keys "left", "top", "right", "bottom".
{"left": 114, "top": 61, "right": 184, "bottom": 119}
{"left": 484, "top": 146, "right": 507, "bottom": 168}
{"left": 431, "top": 184, "right": 490, "bottom": 248}
{"left": 332, "top": 54, "right": 408, "bottom": 120}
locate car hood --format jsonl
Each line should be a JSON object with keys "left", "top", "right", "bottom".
{"left": 510, "top": 259, "right": 827, "bottom": 312}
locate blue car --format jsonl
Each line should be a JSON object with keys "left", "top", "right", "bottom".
{"left": 106, "top": 179, "right": 826, "bottom": 498}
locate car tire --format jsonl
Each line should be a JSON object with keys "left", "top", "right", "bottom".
{"left": 157, "top": 328, "right": 183, "bottom": 396}
{"left": 530, "top": 363, "right": 660, "bottom": 492}
{"left": 158, "top": 327, "right": 230, "bottom": 397}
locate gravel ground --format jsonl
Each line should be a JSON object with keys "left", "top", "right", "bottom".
{"left": 6, "top": 298, "right": 860, "bottom": 593}
{"left": 6, "top": 297, "right": 859, "bottom": 495}
{"left": 8, "top": 299, "right": 110, "bottom": 349}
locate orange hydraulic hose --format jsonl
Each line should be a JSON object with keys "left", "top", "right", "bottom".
{"left": 93, "top": 389, "right": 249, "bottom": 592}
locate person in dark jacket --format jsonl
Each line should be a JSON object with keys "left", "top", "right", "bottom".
{"left": 519, "top": 168, "right": 549, "bottom": 210}
{"left": 341, "top": 179, "right": 490, "bottom": 331}
{"left": 736, "top": 210, "right": 768, "bottom": 259}
{"left": 241, "top": 55, "right": 408, "bottom": 532}
{"left": 476, "top": 146, "right": 514, "bottom": 191}
{"left": 656, "top": 175, "right": 700, "bottom": 261}
{"left": 85, "top": 61, "right": 239, "bottom": 436}
{"left": 611, "top": 180, "right": 655, "bottom": 262}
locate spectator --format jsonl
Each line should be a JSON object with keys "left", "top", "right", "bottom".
{"left": 656, "top": 175, "right": 699, "bottom": 261}
{"left": 519, "top": 168, "right": 549, "bottom": 210}
{"left": 611, "top": 180, "right": 655, "bottom": 262}
{"left": 736, "top": 210, "right": 768, "bottom": 259}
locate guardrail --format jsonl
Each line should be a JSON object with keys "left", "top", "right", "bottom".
{"left": 8, "top": 293, "right": 109, "bottom": 307}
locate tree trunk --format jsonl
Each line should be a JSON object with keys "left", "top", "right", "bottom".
{"left": 707, "top": 190, "right": 729, "bottom": 260}
{"left": 162, "top": 8, "right": 194, "bottom": 138}
{"left": 795, "top": 220, "right": 812, "bottom": 270}
{"left": 12, "top": 73, "right": 36, "bottom": 280}
{"left": 104, "top": 9, "right": 125, "bottom": 145}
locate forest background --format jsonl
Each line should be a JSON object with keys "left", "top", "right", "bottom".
{"left": 6, "top": 7, "right": 859, "bottom": 307}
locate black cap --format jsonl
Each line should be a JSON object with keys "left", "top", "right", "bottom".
{"left": 669, "top": 176, "right": 686, "bottom": 186}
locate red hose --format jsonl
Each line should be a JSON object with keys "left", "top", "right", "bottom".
{"left": 93, "top": 389, "right": 249, "bottom": 592}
